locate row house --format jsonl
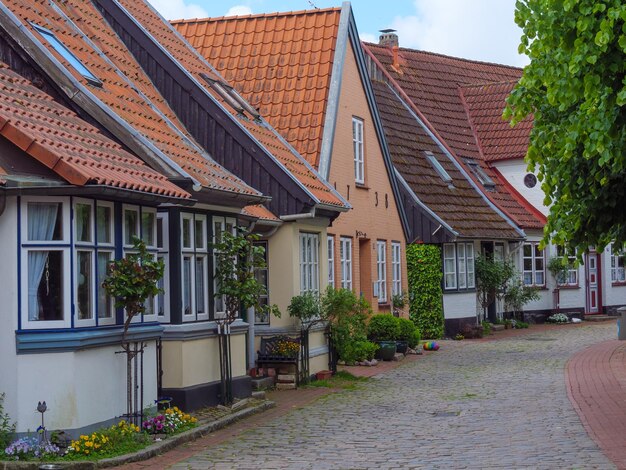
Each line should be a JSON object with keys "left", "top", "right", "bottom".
{"left": 0, "top": 0, "right": 346, "bottom": 435}
{"left": 364, "top": 33, "right": 625, "bottom": 322}
{"left": 174, "top": 3, "right": 409, "bottom": 355}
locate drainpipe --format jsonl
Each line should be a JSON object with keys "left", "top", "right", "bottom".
{"left": 279, "top": 207, "right": 316, "bottom": 221}
{"left": 247, "top": 306, "right": 255, "bottom": 373}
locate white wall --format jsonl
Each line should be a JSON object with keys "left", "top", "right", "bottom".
{"left": 492, "top": 160, "right": 547, "bottom": 216}
{"left": 0, "top": 197, "right": 19, "bottom": 430}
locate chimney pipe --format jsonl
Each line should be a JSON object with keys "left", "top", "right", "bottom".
{"left": 392, "top": 45, "right": 400, "bottom": 70}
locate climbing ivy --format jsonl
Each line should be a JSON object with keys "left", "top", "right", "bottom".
{"left": 406, "top": 244, "right": 444, "bottom": 339}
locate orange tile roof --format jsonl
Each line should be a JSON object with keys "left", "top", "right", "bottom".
{"left": 365, "top": 43, "right": 544, "bottom": 230}
{"left": 3, "top": 0, "right": 259, "bottom": 199}
{"left": 0, "top": 61, "right": 188, "bottom": 198}
{"left": 459, "top": 81, "right": 532, "bottom": 162}
{"left": 242, "top": 204, "right": 281, "bottom": 223}
{"left": 172, "top": 7, "right": 342, "bottom": 168}
{"left": 121, "top": 0, "right": 344, "bottom": 208}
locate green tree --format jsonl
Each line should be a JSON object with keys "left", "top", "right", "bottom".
{"left": 505, "top": 0, "right": 626, "bottom": 253}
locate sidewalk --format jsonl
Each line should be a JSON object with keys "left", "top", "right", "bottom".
{"left": 566, "top": 338, "right": 626, "bottom": 470}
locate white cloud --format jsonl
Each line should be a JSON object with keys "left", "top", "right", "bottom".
{"left": 148, "top": 0, "right": 208, "bottom": 20}
{"left": 360, "top": 32, "right": 377, "bottom": 44}
{"left": 226, "top": 5, "right": 253, "bottom": 16}
{"left": 388, "top": 0, "right": 528, "bottom": 67}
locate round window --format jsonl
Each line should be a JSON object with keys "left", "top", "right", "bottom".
{"left": 524, "top": 173, "right": 537, "bottom": 188}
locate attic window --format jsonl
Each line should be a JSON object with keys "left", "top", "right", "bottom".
{"left": 31, "top": 23, "right": 102, "bottom": 87}
{"left": 200, "top": 73, "right": 260, "bottom": 120}
{"left": 425, "top": 151, "right": 452, "bottom": 184}
{"left": 465, "top": 159, "right": 495, "bottom": 190}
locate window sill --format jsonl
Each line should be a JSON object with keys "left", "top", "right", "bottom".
{"left": 612, "top": 282, "right": 626, "bottom": 287}
{"left": 443, "top": 288, "right": 477, "bottom": 294}
{"left": 377, "top": 302, "right": 391, "bottom": 308}
{"left": 355, "top": 183, "right": 369, "bottom": 190}
{"left": 556, "top": 285, "right": 580, "bottom": 290}
{"left": 16, "top": 323, "right": 163, "bottom": 354}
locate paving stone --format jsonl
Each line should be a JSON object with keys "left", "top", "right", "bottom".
{"left": 156, "top": 323, "right": 616, "bottom": 469}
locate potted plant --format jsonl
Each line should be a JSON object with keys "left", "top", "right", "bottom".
{"left": 367, "top": 314, "right": 400, "bottom": 361}
{"left": 396, "top": 318, "right": 416, "bottom": 354}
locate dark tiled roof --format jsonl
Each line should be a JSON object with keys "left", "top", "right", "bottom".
{"left": 365, "top": 43, "right": 544, "bottom": 230}
{"left": 123, "top": 1, "right": 344, "bottom": 208}
{"left": 371, "top": 79, "right": 520, "bottom": 239}
{"left": 0, "top": 61, "right": 188, "bottom": 198}
{"left": 460, "top": 81, "right": 532, "bottom": 162}
{"left": 172, "top": 8, "right": 341, "bottom": 168}
{"left": 4, "top": 0, "right": 259, "bottom": 198}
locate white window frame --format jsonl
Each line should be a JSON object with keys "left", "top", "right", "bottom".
{"left": 74, "top": 198, "right": 96, "bottom": 327}
{"left": 181, "top": 213, "right": 208, "bottom": 322}
{"left": 376, "top": 240, "right": 387, "bottom": 303}
{"left": 611, "top": 245, "right": 626, "bottom": 284}
{"left": 254, "top": 240, "right": 270, "bottom": 325}
{"left": 327, "top": 235, "right": 335, "bottom": 287}
{"left": 556, "top": 246, "right": 578, "bottom": 286}
{"left": 352, "top": 117, "right": 365, "bottom": 184}
{"left": 523, "top": 242, "right": 545, "bottom": 287}
{"left": 20, "top": 197, "right": 71, "bottom": 330}
{"left": 300, "top": 232, "right": 320, "bottom": 294}
{"left": 443, "top": 243, "right": 457, "bottom": 290}
{"left": 391, "top": 241, "right": 402, "bottom": 297}
{"left": 466, "top": 243, "right": 475, "bottom": 289}
{"left": 156, "top": 213, "right": 170, "bottom": 323}
{"left": 340, "top": 237, "right": 353, "bottom": 291}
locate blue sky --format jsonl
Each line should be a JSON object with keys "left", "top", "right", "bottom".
{"left": 150, "top": 0, "right": 527, "bottom": 67}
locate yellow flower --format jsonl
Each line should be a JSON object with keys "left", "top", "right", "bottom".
{"left": 85, "top": 450, "right": 89, "bottom": 455}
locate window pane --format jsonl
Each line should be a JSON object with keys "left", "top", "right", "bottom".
{"left": 28, "top": 250, "right": 63, "bottom": 321}
{"left": 523, "top": 244, "right": 532, "bottom": 257}
{"left": 97, "top": 205, "right": 112, "bottom": 244}
{"left": 28, "top": 202, "right": 62, "bottom": 241}
{"left": 195, "top": 219, "right": 205, "bottom": 250}
{"left": 156, "top": 217, "right": 164, "bottom": 249}
{"left": 142, "top": 212, "right": 155, "bottom": 246}
{"left": 183, "top": 256, "right": 192, "bottom": 316}
{"left": 523, "top": 272, "right": 533, "bottom": 285}
{"left": 75, "top": 203, "right": 92, "bottom": 243}
{"left": 157, "top": 255, "right": 166, "bottom": 317}
{"left": 97, "top": 252, "right": 112, "bottom": 319}
{"left": 196, "top": 256, "right": 206, "bottom": 314}
{"left": 77, "top": 251, "right": 93, "bottom": 320}
{"left": 535, "top": 272, "right": 544, "bottom": 285}
{"left": 182, "top": 216, "right": 192, "bottom": 249}
{"left": 124, "top": 209, "right": 138, "bottom": 245}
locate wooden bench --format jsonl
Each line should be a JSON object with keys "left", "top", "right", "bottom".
{"left": 257, "top": 335, "right": 300, "bottom": 386}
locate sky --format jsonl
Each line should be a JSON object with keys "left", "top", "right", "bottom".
{"left": 149, "top": 0, "right": 528, "bottom": 67}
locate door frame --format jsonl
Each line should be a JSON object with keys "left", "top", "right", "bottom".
{"left": 585, "top": 251, "right": 603, "bottom": 314}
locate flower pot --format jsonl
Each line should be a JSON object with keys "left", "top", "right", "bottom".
{"left": 375, "top": 341, "right": 397, "bottom": 361}
{"left": 316, "top": 370, "right": 332, "bottom": 380}
{"left": 396, "top": 340, "right": 409, "bottom": 355}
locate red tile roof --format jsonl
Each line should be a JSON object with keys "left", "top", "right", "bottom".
{"left": 371, "top": 79, "right": 520, "bottom": 239}
{"left": 365, "top": 43, "right": 544, "bottom": 230}
{"left": 122, "top": 1, "right": 344, "bottom": 208}
{"left": 459, "top": 81, "right": 532, "bottom": 162}
{"left": 0, "top": 61, "right": 188, "bottom": 198}
{"left": 172, "top": 8, "right": 342, "bottom": 168}
{"left": 242, "top": 204, "right": 281, "bottom": 223}
{"left": 3, "top": 0, "right": 259, "bottom": 199}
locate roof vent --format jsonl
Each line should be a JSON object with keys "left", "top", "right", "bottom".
{"left": 379, "top": 29, "right": 398, "bottom": 47}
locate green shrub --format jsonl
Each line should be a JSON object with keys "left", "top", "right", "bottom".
{"left": 482, "top": 320, "right": 492, "bottom": 335}
{"left": 406, "top": 244, "right": 444, "bottom": 339}
{"left": 0, "top": 393, "right": 15, "bottom": 451}
{"left": 514, "top": 320, "right": 529, "bottom": 329}
{"left": 367, "top": 314, "right": 400, "bottom": 341}
{"left": 340, "top": 340, "right": 379, "bottom": 364}
{"left": 408, "top": 328, "right": 421, "bottom": 349}
{"left": 397, "top": 318, "right": 416, "bottom": 341}
{"left": 288, "top": 291, "right": 321, "bottom": 323}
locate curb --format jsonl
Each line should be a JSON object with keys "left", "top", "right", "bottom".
{"left": 0, "top": 400, "right": 276, "bottom": 470}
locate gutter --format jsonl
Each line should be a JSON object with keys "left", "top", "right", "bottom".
{"left": 280, "top": 207, "right": 316, "bottom": 221}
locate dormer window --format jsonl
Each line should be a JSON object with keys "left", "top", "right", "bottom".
{"left": 31, "top": 23, "right": 102, "bottom": 87}
{"left": 200, "top": 73, "right": 260, "bottom": 120}
{"left": 465, "top": 159, "right": 495, "bottom": 190}
{"left": 425, "top": 151, "right": 452, "bottom": 184}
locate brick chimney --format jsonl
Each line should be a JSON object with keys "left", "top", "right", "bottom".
{"left": 379, "top": 29, "right": 398, "bottom": 47}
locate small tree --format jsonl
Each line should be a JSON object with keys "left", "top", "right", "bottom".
{"left": 103, "top": 237, "right": 164, "bottom": 424}
{"left": 475, "top": 256, "right": 516, "bottom": 323}
{"left": 504, "top": 277, "right": 540, "bottom": 320}
{"left": 213, "top": 227, "right": 278, "bottom": 404}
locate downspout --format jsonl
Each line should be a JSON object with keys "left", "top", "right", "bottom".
{"left": 279, "top": 207, "right": 316, "bottom": 221}
{"left": 0, "top": 190, "right": 5, "bottom": 216}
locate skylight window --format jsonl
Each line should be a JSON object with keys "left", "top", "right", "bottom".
{"left": 31, "top": 23, "right": 102, "bottom": 87}
{"left": 200, "top": 73, "right": 260, "bottom": 120}
{"left": 425, "top": 151, "right": 452, "bottom": 184}
{"left": 465, "top": 159, "right": 496, "bottom": 190}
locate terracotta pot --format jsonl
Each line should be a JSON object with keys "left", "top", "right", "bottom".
{"left": 316, "top": 370, "right": 332, "bottom": 380}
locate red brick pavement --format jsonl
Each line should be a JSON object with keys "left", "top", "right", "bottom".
{"left": 566, "top": 339, "right": 626, "bottom": 470}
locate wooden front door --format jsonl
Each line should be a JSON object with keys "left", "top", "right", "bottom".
{"left": 585, "top": 252, "right": 602, "bottom": 314}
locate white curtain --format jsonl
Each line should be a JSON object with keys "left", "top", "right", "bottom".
{"left": 27, "top": 203, "right": 58, "bottom": 321}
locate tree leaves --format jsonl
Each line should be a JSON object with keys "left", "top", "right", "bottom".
{"left": 506, "top": 0, "right": 626, "bottom": 253}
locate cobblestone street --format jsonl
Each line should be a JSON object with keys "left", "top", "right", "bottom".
{"left": 171, "top": 323, "right": 615, "bottom": 469}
